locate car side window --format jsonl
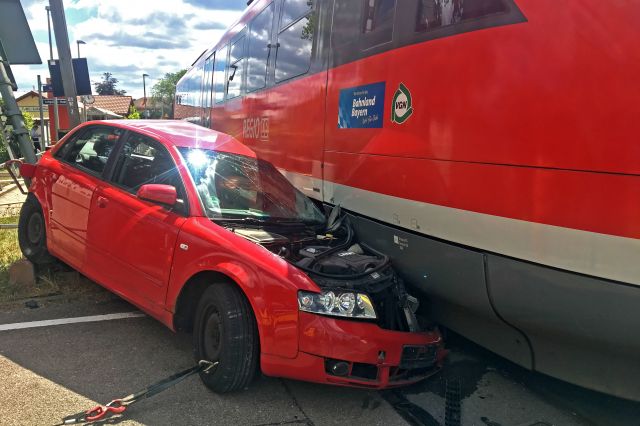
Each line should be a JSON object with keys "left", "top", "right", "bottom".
{"left": 111, "top": 132, "right": 188, "bottom": 214}
{"left": 54, "top": 126, "right": 122, "bottom": 176}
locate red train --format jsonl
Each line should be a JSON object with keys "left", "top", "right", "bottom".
{"left": 175, "top": 0, "right": 640, "bottom": 400}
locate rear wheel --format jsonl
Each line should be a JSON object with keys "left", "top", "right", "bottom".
{"left": 193, "top": 283, "right": 259, "bottom": 393}
{"left": 18, "top": 195, "right": 54, "bottom": 265}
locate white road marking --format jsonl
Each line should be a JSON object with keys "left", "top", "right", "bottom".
{"left": 0, "top": 312, "right": 146, "bottom": 331}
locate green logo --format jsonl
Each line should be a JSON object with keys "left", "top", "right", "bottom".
{"left": 391, "top": 83, "right": 413, "bottom": 124}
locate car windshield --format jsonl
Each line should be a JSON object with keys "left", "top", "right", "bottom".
{"left": 179, "top": 147, "right": 325, "bottom": 224}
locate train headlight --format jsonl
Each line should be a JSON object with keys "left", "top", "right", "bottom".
{"left": 298, "top": 290, "right": 376, "bottom": 319}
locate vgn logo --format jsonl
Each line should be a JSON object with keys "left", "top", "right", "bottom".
{"left": 391, "top": 83, "right": 413, "bottom": 124}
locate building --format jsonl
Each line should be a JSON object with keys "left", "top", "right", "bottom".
{"left": 47, "top": 94, "right": 133, "bottom": 143}
{"left": 16, "top": 91, "right": 49, "bottom": 142}
{"left": 133, "top": 97, "right": 168, "bottom": 119}
{"left": 86, "top": 95, "right": 133, "bottom": 119}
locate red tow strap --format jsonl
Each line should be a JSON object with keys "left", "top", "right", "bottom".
{"left": 60, "top": 360, "right": 217, "bottom": 425}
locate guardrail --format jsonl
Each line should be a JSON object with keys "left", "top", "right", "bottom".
{"left": 0, "top": 155, "right": 41, "bottom": 227}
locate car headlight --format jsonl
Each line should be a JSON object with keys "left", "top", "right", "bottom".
{"left": 298, "top": 290, "right": 377, "bottom": 319}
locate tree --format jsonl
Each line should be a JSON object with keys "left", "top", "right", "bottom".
{"left": 0, "top": 100, "right": 34, "bottom": 162}
{"left": 151, "top": 69, "right": 187, "bottom": 118}
{"left": 126, "top": 105, "right": 141, "bottom": 119}
{"left": 94, "top": 72, "right": 127, "bottom": 96}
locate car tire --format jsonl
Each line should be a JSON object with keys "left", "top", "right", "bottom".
{"left": 18, "top": 194, "right": 54, "bottom": 266}
{"left": 193, "top": 283, "right": 259, "bottom": 393}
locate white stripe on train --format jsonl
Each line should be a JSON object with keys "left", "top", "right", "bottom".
{"left": 279, "top": 169, "right": 640, "bottom": 286}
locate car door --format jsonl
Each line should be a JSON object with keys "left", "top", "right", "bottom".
{"left": 44, "top": 125, "right": 122, "bottom": 269}
{"left": 85, "top": 131, "right": 188, "bottom": 310}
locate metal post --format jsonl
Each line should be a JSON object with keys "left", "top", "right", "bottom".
{"left": 0, "top": 52, "right": 37, "bottom": 164}
{"left": 49, "top": 0, "right": 81, "bottom": 129}
{"left": 143, "top": 73, "right": 149, "bottom": 117}
{"left": 37, "top": 75, "right": 45, "bottom": 149}
{"left": 52, "top": 93, "right": 59, "bottom": 141}
{"left": 46, "top": 6, "right": 53, "bottom": 61}
{"left": 45, "top": 7, "right": 59, "bottom": 143}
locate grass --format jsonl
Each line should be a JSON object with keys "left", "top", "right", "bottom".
{"left": 0, "top": 216, "right": 23, "bottom": 286}
{"left": 0, "top": 216, "right": 110, "bottom": 304}
{"left": 0, "top": 216, "right": 58, "bottom": 303}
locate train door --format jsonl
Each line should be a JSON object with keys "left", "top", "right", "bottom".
{"left": 243, "top": 0, "right": 327, "bottom": 200}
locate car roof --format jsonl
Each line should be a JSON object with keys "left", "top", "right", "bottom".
{"left": 89, "top": 120, "right": 255, "bottom": 157}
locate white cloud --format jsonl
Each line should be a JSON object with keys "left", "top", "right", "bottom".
{"left": 13, "top": 0, "right": 244, "bottom": 98}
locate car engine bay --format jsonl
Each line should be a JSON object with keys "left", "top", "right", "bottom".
{"left": 229, "top": 207, "right": 423, "bottom": 333}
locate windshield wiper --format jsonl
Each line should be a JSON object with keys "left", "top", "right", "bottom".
{"left": 212, "top": 217, "right": 323, "bottom": 228}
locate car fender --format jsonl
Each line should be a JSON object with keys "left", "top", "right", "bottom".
{"left": 166, "top": 217, "right": 320, "bottom": 359}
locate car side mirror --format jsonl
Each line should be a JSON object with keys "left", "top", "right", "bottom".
{"left": 137, "top": 184, "right": 177, "bottom": 206}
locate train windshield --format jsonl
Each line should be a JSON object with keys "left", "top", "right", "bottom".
{"left": 179, "top": 147, "right": 325, "bottom": 225}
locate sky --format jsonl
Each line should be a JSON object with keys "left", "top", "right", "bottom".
{"left": 14, "top": 0, "right": 245, "bottom": 98}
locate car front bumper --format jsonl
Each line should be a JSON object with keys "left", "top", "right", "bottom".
{"left": 261, "top": 312, "right": 446, "bottom": 389}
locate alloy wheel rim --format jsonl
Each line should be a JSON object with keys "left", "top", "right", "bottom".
{"left": 203, "top": 308, "right": 222, "bottom": 361}
{"left": 27, "top": 213, "right": 43, "bottom": 245}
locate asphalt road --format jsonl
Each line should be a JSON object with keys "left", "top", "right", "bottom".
{"left": 0, "top": 295, "right": 638, "bottom": 426}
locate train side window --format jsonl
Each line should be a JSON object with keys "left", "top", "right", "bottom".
{"left": 416, "top": 0, "right": 508, "bottom": 32}
{"left": 275, "top": 2, "right": 315, "bottom": 83}
{"left": 280, "top": 0, "right": 313, "bottom": 30}
{"left": 214, "top": 45, "right": 228, "bottom": 104}
{"left": 247, "top": 2, "right": 274, "bottom": 93}
{"left": 203, "top": 53, "right": 215, "bottom": 109}
{"left": 189, "top": 64, "right": 204, "bottom": 108}
{"left": 227, "top": 36, "right": 246, "bottom": 99}
{"left": 362, "top": 0, "right": 396, "bottom": 46}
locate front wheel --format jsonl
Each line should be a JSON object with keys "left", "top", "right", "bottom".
{"left": 193, "top": 283, "right": 259, "bottom": 393}
{"left": 18, "top": 195, "right": 54, "bottom": 265}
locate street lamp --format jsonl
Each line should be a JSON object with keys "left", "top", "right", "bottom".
{"left": 76, "top": 40, "right": 86, "bottom": 58}
{"left": 142, "top": 73, "right": 150, "bottom": 116}
{"left": 45, "top": 6, "right": 53, "bottom": 60}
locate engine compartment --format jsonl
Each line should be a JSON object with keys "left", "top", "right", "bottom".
{"left": 228, "top": 207, "right": 423, "bottom": 333}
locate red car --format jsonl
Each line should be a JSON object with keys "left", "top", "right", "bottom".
{"left": 18, "top": 120, "right": 444, "bottom": 392}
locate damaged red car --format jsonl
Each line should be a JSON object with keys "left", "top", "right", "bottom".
{"left": 18, "top": 120, "right": 444, "bottom": 392}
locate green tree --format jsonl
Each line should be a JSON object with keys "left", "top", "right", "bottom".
{"left": 94, "top": 72, "right": 127, "bottom": 96}
{"left": 0, "top": 101, "right": 34, "bottom": 162}
{"left": 126, "top": 105, "right": 141, "bottom": 119}
{"left": 151, "top": 69, "right": 187, "bottom": 118}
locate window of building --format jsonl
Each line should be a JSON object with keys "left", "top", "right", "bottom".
{"left": 227, "top": 36, "right": 246, "bottom": 99}
{"left": 416, "top": 0, "right": 507, "bottom": 32}
{"left": 213, "top": 45, "right": 228, "bottom": 104}
{"left": 275, "top": 1, "right": 315, "bottom": 83}
{"left": 362, "top": 0, "right": 396, "bottom": 46}
{"left": 247, "top": 2, "right": 274, "bottom": 93}
{"left": 55, "top": 126, "right": 122, "bottom": 176}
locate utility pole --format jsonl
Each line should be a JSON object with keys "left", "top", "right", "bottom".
{"left": 48, "top": 0, "right": 81, "bottom": 130}
{"left": 37, "top": 74, "right": 46, "bottom": 148}
{"left": 46, "top": 5, "right": 59, "bottom": 141}
{"left": 0, "top": 44, "right": 37, "bottom": 164}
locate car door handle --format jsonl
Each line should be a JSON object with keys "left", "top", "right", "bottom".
{"left": 97, "top": 196, "right": 109, "bottom": 208}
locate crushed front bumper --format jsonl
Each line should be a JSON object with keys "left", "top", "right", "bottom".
{"left": 261, "top": 312, "right": 446, "bottom": 389}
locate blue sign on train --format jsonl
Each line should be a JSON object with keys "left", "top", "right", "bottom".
{"left": 338, "top": 82, "right": 385, "bottom": 129}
